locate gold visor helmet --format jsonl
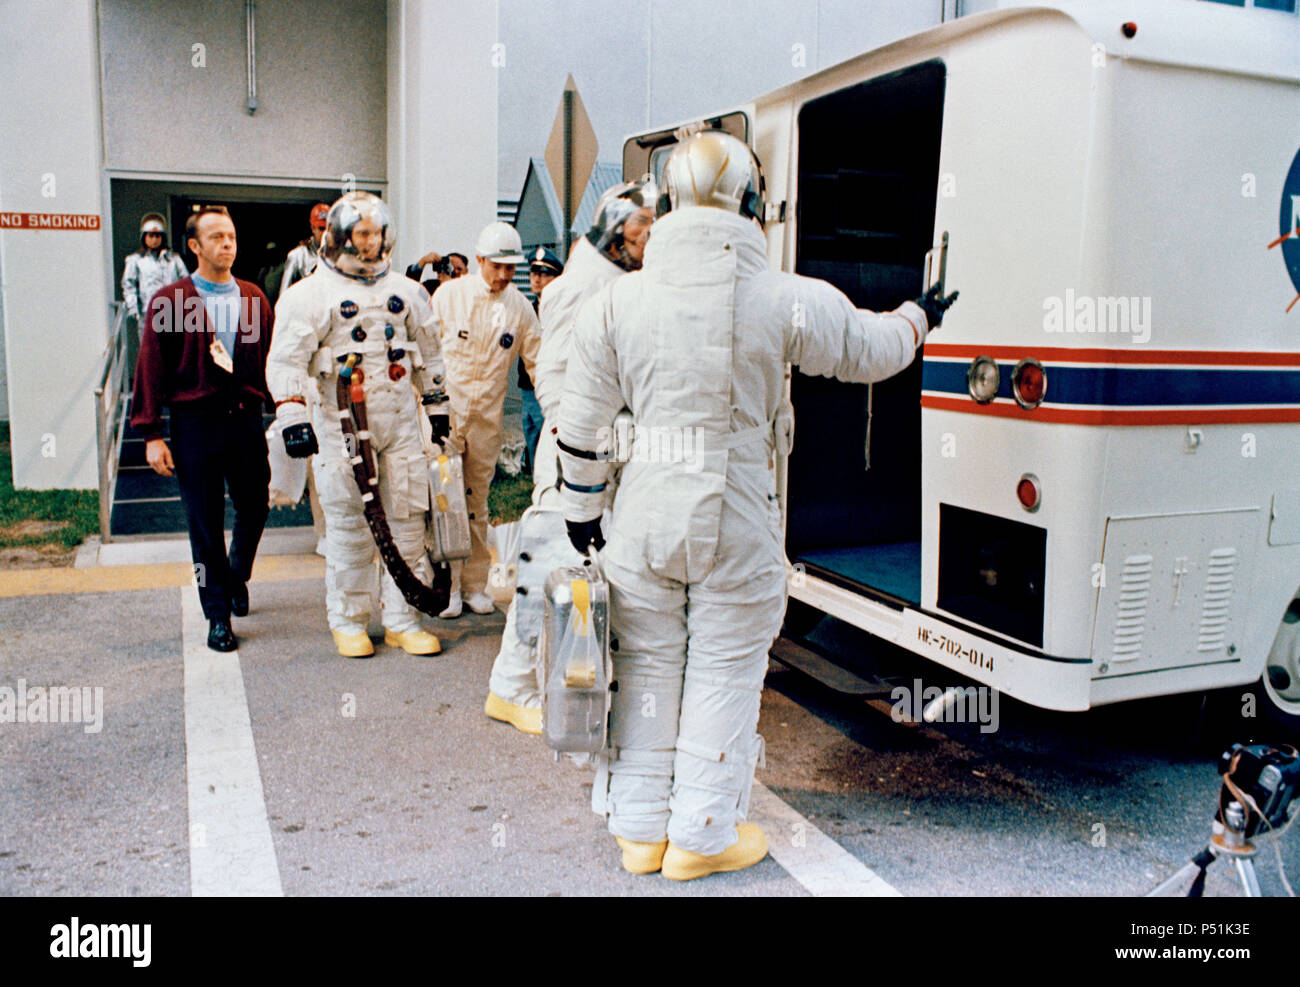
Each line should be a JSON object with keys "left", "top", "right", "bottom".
{"left": 656, "top": 130, "right": 766, "bottom": 227}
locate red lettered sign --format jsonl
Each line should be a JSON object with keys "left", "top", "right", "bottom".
{"left": 0, "top": 212, "right": 101, "bottom": 231}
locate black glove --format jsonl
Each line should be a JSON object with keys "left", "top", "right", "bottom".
{"left": 566, "top": 518, "right": 605, "bottom": 556}
{"left": 282, "top": 421, "right": 318, "bottom": 459}
{"left": 914, "top": 285, "right": 959, "bottom": 331}
{"left": 428, "top": 414, "right": 451, "bottom": 447}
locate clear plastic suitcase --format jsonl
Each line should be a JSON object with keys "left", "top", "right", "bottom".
{"left": 426, "top": 451, "right": 471, "bottom": 561}
{"left": 540, "top": 563, "right": 611, "bottom": 754}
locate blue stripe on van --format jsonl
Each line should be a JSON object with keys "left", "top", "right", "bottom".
{"left": 921, "top": 360, "right": 1300, "bottom": 407}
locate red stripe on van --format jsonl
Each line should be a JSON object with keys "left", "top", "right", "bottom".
{"left": 920, "top": 394, "right": 1300, "bottom": 425}
{"left": 922, "top": 345, "right": 1300, "bottom": 367}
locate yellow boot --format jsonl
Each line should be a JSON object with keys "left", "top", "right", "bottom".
{"left": 615, "top": 836, "right": 668, "bottom": 875}
{"left": 332, "top": 629, "right": 375, "bottom": 658}
{"left": 384, "top": 628, "right": 442, "bottom": 655}
{"left": 661, "top": 824, "right": 768, "bottom": 881}
{"left": 484, "top": 692, "right": 542, "bottom": 735}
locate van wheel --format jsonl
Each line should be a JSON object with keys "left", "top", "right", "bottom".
{"left": 1249, "top": 598, "right": 1300, "bottom": 742}
{"left": 782, "top": 599, "right": 824, "bottom": 639}
{"left": 1252, "top": 662, "right": 1300, "bottom": 742}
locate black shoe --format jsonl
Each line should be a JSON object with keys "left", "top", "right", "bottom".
{"left": 207, "top": 618, "right": 237, "bottom": 652}
{"left": 229, "top": 580, "right": 249, "bottom": 618}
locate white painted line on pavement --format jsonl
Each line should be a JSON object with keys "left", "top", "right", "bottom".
{"left": 750, "top": 782, "right": 903, "bottom": 897}
{"left": 182, "top": 592, "right": 283, "bottom": 896}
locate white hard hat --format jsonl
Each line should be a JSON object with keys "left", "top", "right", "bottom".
{"left": 140, "top": 213, "right": 167, "bottom": 235}
{"left": 475, "top": 222, "right": 524, "bottom": 264}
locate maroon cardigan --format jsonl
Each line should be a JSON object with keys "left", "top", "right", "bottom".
{"left": 130, "top": 276, "right": 275, "bottom": 440}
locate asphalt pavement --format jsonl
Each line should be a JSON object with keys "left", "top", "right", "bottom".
{"left": 1, "top": 541, "right": 1295, "bottom": 897}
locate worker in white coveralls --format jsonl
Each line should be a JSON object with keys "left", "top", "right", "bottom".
{"left": 484, "top": 178, "right": 656, "bottom": 735}
{"left": 556, "top": 131, "right": 958, "bottom": 880}
{"left": 430, "top": 222, "right": 542, "bottom": 619}
{"left": 266, "top": 192, "right": 450, "bottom": 659}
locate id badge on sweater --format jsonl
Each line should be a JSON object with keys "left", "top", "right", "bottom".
{"left": 210, "top": 338, "right": 234, "bottom": 374}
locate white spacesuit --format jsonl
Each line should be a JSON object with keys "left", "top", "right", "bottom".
{"left": 267, "top": 192, "right": 449, "bottom": 658}
{"left": 531, "top": 236, "right": 633, "bottom": 493}
{"left": 556, "top": 131, "right": 956, "bottom": 879}
{"left": 484, "top": 180, "right": 654, "bottom": 734}
{"left": 121, "top": 213, "right": 188, "bottom": 321}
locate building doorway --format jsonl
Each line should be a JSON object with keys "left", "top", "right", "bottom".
{"left": 109, "top": 179, "right": 367, "bottom": 306}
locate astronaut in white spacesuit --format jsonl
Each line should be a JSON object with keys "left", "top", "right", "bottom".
{"left": 267, "top": 192, "right": 450, "bottom": 658}
{"left": 556, "top": 131, "right": 958, "bottom": 879}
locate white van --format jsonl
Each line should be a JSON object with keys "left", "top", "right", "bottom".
{"left": 620, "top": 1, "right": 1300, "bottom": 734}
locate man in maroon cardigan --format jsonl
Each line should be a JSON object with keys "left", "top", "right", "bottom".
{"left": 131, "top": 206, "right": 275, "bottom": 651}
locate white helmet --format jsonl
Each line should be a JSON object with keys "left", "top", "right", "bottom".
{"left": 139, "top": 212, "right": 167, "bottom": 249}
{"left": 320, "top": 191, "right": 394, "bottom": 282}
{"left": 475, "top": 222, "right": 524, "bottom": 264}
{"left": 657, "top": 130, "right": 766, "bottom": 227}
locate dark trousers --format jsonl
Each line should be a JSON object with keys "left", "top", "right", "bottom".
{"left": 170, "top": 400, "right": 270, "bottom": 621}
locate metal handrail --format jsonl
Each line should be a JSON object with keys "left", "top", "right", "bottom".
{"left": 93, "top": 302, "right": 131, "bottom": 544}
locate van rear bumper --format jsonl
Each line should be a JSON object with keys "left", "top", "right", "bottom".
{"left": 789, "top": 571, "right": 1093, "bottom": 712}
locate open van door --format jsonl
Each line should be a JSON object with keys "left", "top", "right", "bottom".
{"left": 785, "top": 60, "right": 946, "bottom": 610}
{"left": 622, "top": 108, "right": 752, "bottom": 182}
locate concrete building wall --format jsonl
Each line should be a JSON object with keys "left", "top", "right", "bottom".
{"left": 99, "top": 0, "right": 387, "bottom": 184}
{"left": 0, "top": 0, "right": 108, "bottom": 488}
{"left": 0, "top": 292, "right": 7, "bottom": 423}
{"left": 495, "top": 0, "right": 992, "bottom": 197}
{"left": 387, "top": 0, "right": 498, "bottom": 272}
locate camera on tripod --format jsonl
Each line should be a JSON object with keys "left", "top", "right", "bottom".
{"left": 1217, "top": 742, "right": 1299, "bottom": 839}
{"left": 1149, "top": 742, "right": 1297, "bottom": 896}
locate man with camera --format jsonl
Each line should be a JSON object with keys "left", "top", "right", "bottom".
{"left": 406, "top": 250, "right": 468, "bottom": 297}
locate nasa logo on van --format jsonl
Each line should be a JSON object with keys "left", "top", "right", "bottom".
{"left": 1279, "top": 146, "right": 1300, "bottom": 312}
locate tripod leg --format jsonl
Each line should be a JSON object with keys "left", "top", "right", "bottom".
{"left": 1146, "top": 849, "right": 1214, "bottom": 897}
{"left": 1188, "top": 848, "right": 1215, "bottom": 897}
{"left": 1234, "top": 858, "right": 1262, "bottom": 897}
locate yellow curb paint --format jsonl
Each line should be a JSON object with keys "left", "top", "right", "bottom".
{"left": 0, "top": 555, "right": 325, "bottom": 599}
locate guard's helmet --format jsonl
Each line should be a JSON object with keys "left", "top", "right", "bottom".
{"left": 320, "top": 192, "right": 394, "bottom": 281}
{"left": 656, "top": 130, "right": 766, "bottom": 227}
{"left": 587, "top": 175, "right": 657, "bottom": 255}
{"left": 475, "top": 222, "right": 525, "bottom": 264}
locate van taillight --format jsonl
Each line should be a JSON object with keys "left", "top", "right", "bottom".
{"left": 1012, "top": 359, "right": 1046, "bottom": 408}
{"left": 1017, "top": 473, "right": 1041, "bottom": 512}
